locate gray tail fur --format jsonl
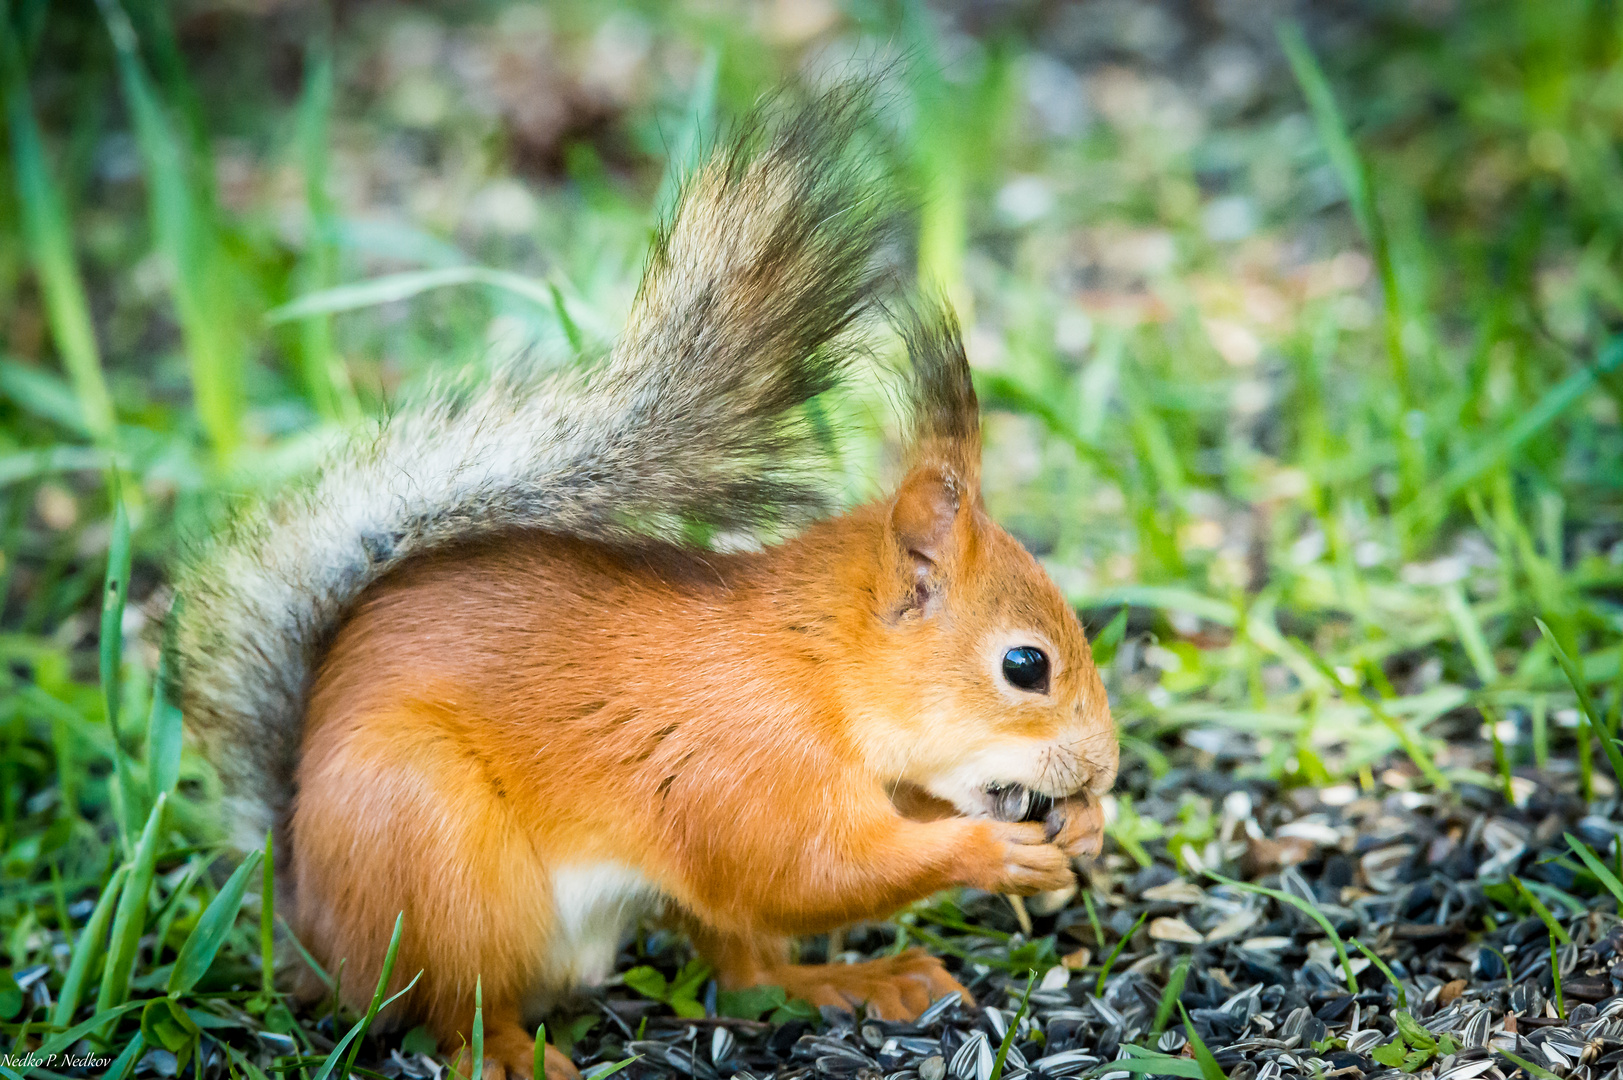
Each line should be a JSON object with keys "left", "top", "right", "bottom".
{"left": 172, "top": 86, "right": 899, "bottom": 850}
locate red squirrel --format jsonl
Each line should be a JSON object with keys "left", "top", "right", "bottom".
{"left": 174, "top": 89, "right": 1117, "bottom": 1080}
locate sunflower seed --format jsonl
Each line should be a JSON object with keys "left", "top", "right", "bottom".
{"left": 1205, "top": 910, "right": 1261, "bottom": 942}
{"left": 1239, "top": 937, "right": 1295, "bottom": 953}
{"left": 817, "top": 1055, "right": 870, "bottom": 1078}
{"left": 797, "top": 1037, "right": 875, "bottom": 1064}
{"left": 1362, "top": 845, "right": 1416, "bottom": 893}
{"left": 950, "top": 1032, "right": 993, "bottom": 1080}
{"left": 1149, "top": 917, "right": 1205, "bottom": 943}
{"left": 1089, "top": 997, "right": 1125, "bottom": 1028}
{"left": 1542, "top": 1041, "right": 1575, "bottom": 1068}
{"left": 1346, "top": 1030, "right": 1384, "bottom": 1055}
{"left": 917, "top": 995, "right": 961, "bottom": 1029}
{"left": 1040, "top": 967, "right": 1072, "bottom": 992}
{"left": 1463, "top": 1009, "right": 1494, "bottom": 1049}
{"left": 1280, "top": 1007, "right": 1312, "bottom": 1043}
{"left": 1438, "top": 1060, "right": 1499, "bottom": 1080}
{"left": 1142, "top": 881, "right": 1207, "bottom": 904}
{"left": 1037, "top": 1049, "right": 1100, "bottom": 1076}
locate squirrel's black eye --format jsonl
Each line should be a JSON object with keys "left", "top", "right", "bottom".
{"left": 1002, "top": 646, "right": 1050, "bottom": 693}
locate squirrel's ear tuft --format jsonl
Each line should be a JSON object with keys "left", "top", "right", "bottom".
{"left": 881, "top": 464, "right": 967, "bottom": 619}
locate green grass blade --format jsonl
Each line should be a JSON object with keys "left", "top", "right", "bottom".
{"left": 1537, "top": 618, "right": 1623, "bottom": 782}
{"left": 1550, "top": 932, "right": 1565, "bottom": 1018}
{"left": 293, "top": 26, "right": 358, "bottom": 421}
{"left": 149, "top": 852, "right": 211, "bottom": 970}
{"left": 584, "top": 1056, "right": 642, "bottom": 1080}
{"left": 1500, "top": 1050, "right": 1564, "bottom": 1080}
{"left": 336, "top": 911, "right": 407, "bottom": 1079}
{"left": 279, "top": 914, "right": 338, "bottom": 992}
{"left": 0, "top": 356, "right": 92, "bottom": 436}
{"left": 310, "top": 1017, "right": 368, "bottom": 1080}
{"left": 1152, "top": 956, "right": 1191, "bottom": 1035}
{"left": 1082, "top": 890, "right": 1105, "bottom": 948}
{"left": 100, "top": 472, "right": 135, "bottom": 842}
{"left": 168, "top": 848, "right": 263, "bottom": 997}
{"left": 95, "top": 792, "right": 167, "bottom": 1026}
{"left": 1538, "top": 618, "right": 1604, "bottom": 731}
{"left": 52, "top": 863, "right": 129, "bottom": 1026}
{"left": 0, "top": 23, "right": 118, "bottom": 446}
{"left": 1178, "top": 1003, "right": 1227, "bottom": 1080}
{"left": 1350, "top": 939, "right": 1406, "bottom": 1008}
{"left": 534, "top": 1021, "right": 548, "bottom": 1080}
{"left": 266, "top": 266, "right": 557, "bottom": 323}
{"left": 1481, "top": 702, "right": 1516, "bottom": 804}
{"left": 35, "top": 999, "right": 146, "bottom": 1056}
{"left": 1417, "top": 341, "right": 1623, "bottom": 524}
{"left": 307, "top": 966, "right": 422, "bottom": 1080}
{"left": 472, "top": 977, "right": 485, "bottom": 1080}
{"left": 1577, "top": 712, "right": 1594, "bottom": 804}
{"left": 548, "top": 282, "right": 583, "bottom": 356}
{"left": 650, "top": 44, "right": 717, "bottom": 219}
{"left": 146, "top": 657, "right": 183, "bottom": 797}
{"left": 1091, "top": 609, "right": 1130, "bottom": 668}
{"left": 223, "top": 1042, "right": 276, "bottom": 1080}
{"left": 989, "top": 970, "right": 1036, "bottom": 1080}
{"left": 1610, "top": 643, "right": 1622, "bottom": 736}
{"left": 104, "top": 1029, "right": 145, "bottom": 1080}
{"left": 95, "top": 0, "right": 243, "bottom": 457}
{"left": 1088, "top": 1057, "right": 1205, "bottom": 1079}
{"left": 1443, "top": 585, "right": 1497, "bottom": 686}
{"left": 1276, "top": 18, "right": 1423, "bottom": 510}
{"left": 1275, "top": 22, "right": 1373, "bottom": 240}
{"left": 1511, "top": 875, "right": 1572, "bottom": 944}
{"left": 1209, "top": 872, "right": 1357, "bottom": 993}
{"left": 1293, "top": 643, "right": 1449, "bottom": 790}
{"left": 261, "top": 828, "right": 277, "bottom": 1003}
{"left": 1564, "top": 833, "right": 1623, "bottom": 915}
{"left": 1095, "top": 911, "right": 1147, "bottom": 996}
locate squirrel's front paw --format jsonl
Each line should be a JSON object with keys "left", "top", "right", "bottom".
{"left": 966, "top": 820, "right": 1074, "bottom": 895}
{"left": 1045, "top": 795, "right": 1106, "bottom": 860}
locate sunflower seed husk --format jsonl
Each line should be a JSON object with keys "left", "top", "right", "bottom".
{"left": 949, "top": 1032, "right": 992, "bottom": 1080}
{"left": 917, "top": 995, "right": 961, "bottom": 1029}
{"left": 1346, "top": 1030, "right": 1384, "bottom": 1055}
{"left": 1149, "top": 917, "right": 1204, "bottom": 943}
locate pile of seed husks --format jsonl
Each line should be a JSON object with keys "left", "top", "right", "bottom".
{"left": 361, "top": 750, "right": 1623, "bottom": 1080}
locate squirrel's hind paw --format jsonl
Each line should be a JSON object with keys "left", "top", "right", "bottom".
{"left": 767, "top": 949, "right": 971, "bottom": 1021}
{"left": 450, "top": 1025, "right": 578, "bottom": 1080}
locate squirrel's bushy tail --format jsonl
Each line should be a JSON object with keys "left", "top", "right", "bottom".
{"left": 173, "top": 88, "right": 898, "bottom": 849}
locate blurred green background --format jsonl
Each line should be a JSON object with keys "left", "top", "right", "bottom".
{"left": 3, "top": 0, "right": 1623, "bottom": 1073}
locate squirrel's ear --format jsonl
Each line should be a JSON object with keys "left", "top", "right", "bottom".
{"left": 881, "top": 463, "right": 968, "bottom": 619}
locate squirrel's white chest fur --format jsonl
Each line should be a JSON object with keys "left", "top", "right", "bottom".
{"left": 542, "top": 863, "right": 661, "bottom": 989}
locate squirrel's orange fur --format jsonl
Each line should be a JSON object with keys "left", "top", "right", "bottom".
{"left": 292, "top": 459, "right": 1114, "bottom": 1079}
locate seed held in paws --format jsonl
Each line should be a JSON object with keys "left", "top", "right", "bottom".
{"left": 986, "top": 782, "right": 1056, "bottom": 826}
